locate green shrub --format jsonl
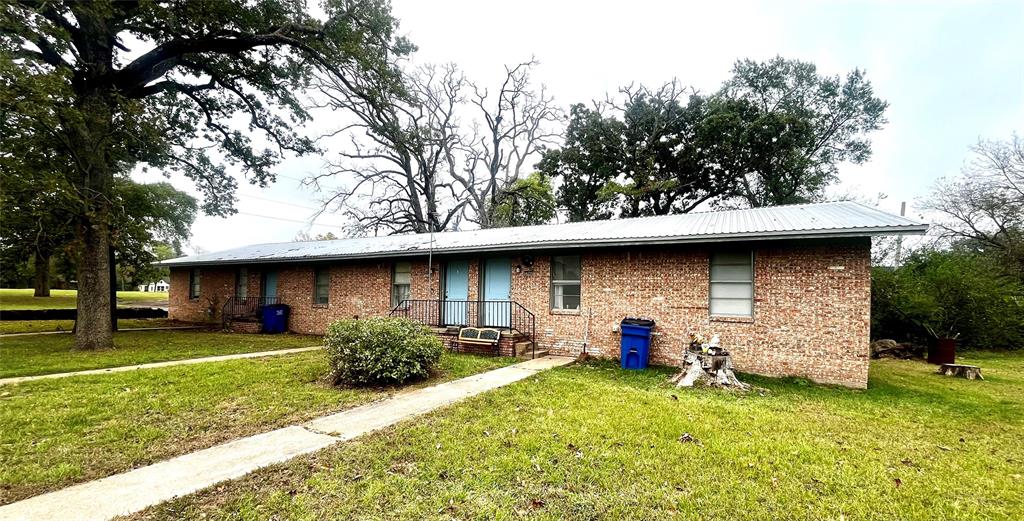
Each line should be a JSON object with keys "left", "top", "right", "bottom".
{"left": 872, "top": 248, "right": 1024, "bottom": 349}
{"left": 325, "top": 317, "right": 444, "bottom": 386}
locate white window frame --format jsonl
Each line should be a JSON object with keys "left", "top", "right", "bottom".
{"left": 391, "top": 261, "right": 412, "bottom": 307}
{"left": 709, "top": 251, "right": 754, "bottom": 318}
{"left": 189, "top": 268, "right": 201, "bottom": 299}
{"left": 550, "top": 255, "right": 581, "bottom": 310}
{"left": 313, "top": 267, "right": 330, "bottom": 306}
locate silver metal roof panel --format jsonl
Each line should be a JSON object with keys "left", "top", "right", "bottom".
{"left": 161, "top": 201, "right": 928, "bottom": 267}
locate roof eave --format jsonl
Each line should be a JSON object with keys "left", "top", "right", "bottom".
{"left": 158, "top": 224, "right": 929, "bottom": 268}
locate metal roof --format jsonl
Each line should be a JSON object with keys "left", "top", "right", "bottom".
{"left": 160, "top": 201, "right": 928, "bottom": 267}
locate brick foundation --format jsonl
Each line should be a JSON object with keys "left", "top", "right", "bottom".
{"left": 169, "top": 238, "right": 871, "bottom": 388}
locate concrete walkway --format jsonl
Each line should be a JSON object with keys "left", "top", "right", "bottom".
{"left": 0, "top": 355, "right": 574, "bottom": 521}
{"left": 0, "top": 325, "right": 207, "bottom": 338}
{"left": 0, "top": 346, "right": 323, "bottom": 386}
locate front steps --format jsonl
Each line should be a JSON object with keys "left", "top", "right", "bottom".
{"left": 515, "top": 340, "right": 548, "bottom": 359}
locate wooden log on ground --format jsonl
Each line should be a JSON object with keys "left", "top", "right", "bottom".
{"left": 937, "top": 364, "right": 983, "bottom": 380}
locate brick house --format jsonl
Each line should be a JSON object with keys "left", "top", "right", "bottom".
{"left": 162, "top": 202, "right": 926, "bottom": 388}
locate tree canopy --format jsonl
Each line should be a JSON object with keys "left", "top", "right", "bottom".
{"left": 1, "top": 0, "right": 409, "bottom": 348}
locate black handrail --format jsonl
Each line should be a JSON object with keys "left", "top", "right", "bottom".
{"left": 390, "top": 299, "right": 537, "bottom": 358}
{"left": 222, "top": 295, "right": 281, "bottom": 328}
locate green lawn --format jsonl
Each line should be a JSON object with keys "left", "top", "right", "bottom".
{"left": 0, "top": 318, "right": 188, "bottom": 335}
{"left": 0, "top": 288, "right": 168, "bottom": 310}
{"left": 0, "top": 351, "right": 514, "bottom": 505}
{"left": 0, "top": 330, "right": 322, "bottom": 378}
{"left": 131, "top": 352, "right": 1024, "bottom": 521}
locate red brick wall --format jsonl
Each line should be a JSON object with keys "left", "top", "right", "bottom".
{"left": 168, "top": 238, "right": 871, "bottom": 387}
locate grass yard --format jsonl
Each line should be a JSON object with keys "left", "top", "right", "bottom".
{"left": 0, "top": 350, "right": 514, "bottom": 505}
{"left": 0, "top": 288, "right": 168, "bottom": 310}
{"left": 131, "top": 351, "right": 1024, "bottom": 521}
{"left": 0, "top": 318, "right": 186, "bottom": 335}
{"left": 0, "top": 330, "right": 322, "bottom": 378}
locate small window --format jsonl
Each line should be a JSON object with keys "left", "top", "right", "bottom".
{"left": 235, "top": 268, "right": 248, "bottom": 299}
{"left": 313, "top": 267, "right": 330, "bottom": 306}
{"left": 550, "top": 255, "right": 581, "bottom": 310}
{"left": 710, "top": 251, "right": 753, "bottom": 317}
{"left": 392, "top": 262, "right": 412, "bottom": 307}
{"left": 189, "top": 268, "right": 201, "bottom": 299}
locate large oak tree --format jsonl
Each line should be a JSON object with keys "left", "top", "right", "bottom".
{"left": 1, "top": 0, "right": 409, "bottom": 348}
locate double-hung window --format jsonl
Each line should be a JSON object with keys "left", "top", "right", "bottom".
{"left": 189, "top": 268, "right": 201, "bottom": 299}
{"left": 235, "top": 268, "right": 248, "bottom": 298}
{"left": 313, "top": 267, "right": 330, "bottom": 306}
{"left": 709, "top": 251, "right": 754, "bottom": 317}
{"left": 392, "top": 262, "right": 412, "bottom": 307}
{"left": 550, "top": 255, "right": 581, "bottom": 310}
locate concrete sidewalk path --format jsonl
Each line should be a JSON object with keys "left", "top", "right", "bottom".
{"left": 0, "top": 355, "right": 574, "bottom": 521}
{"left": 0, "top": 346, "right": 323, "bottom": 386}
{"left": 0, "top": 326, "right": 208, "bottom": 338}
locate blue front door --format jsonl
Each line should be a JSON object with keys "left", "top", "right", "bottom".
{"left": 482, "top": 258, "right": 512, "bottom": 328}
{"left": 263, "top": 271, "right": 278, "bottom": 299}
{"left": 444, "top": 261, "right": 469, "bottom": 325}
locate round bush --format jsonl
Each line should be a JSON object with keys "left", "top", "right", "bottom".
{"left": 325, "top": 317, "right": 444, "bottom": 386}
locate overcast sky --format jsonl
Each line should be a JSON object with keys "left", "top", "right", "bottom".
{"left": 134, "top": 0, "right": 1024, "bottom": 255}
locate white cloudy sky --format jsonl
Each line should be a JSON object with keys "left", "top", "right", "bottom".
{"left": 134, "top": 0, "right": 1024, "bottom": 255}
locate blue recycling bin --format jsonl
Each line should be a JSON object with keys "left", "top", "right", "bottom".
{"left": 261, "top": 304, "right": 290, "bottom": 334}
{"left": 620, "top": 318, "right": 655, "bottom": 369}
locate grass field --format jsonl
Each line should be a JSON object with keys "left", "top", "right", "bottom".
{"left": 0, "top": 350, "right": 513, "bottom": 505}
{"left": 129, "top": 352, "right": 1024, "bottom": 521}
{"left": 0, "top": 318, "right": 186, "bottom": 335}
{"left": 0, "top": 330, "right": 322, "bottom": 378}
{"left": 0, "top": 288, "right": 168, "bottom": 310}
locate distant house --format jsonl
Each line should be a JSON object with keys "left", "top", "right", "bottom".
{"left": 138, "top": 279, "right": 169, "bottom": 292}
{"left": 160, "top": 202, "right": 927, "bottom": 388}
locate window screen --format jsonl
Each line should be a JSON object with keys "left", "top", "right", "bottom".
{"left": 392, "top": 262, "right": 412, "bottom": 307}
{"left": 189, "top": 268, "right": 201, "bottom": 299}
{"left": 235, "top": 268, "right": 248, "bottom": 298}
{"left": 314, "top": 267, "right": 330, "bottom": 305}
{"left": 550, "top": 255, "right": 581, "bottom": 310}
{"left": 709, "top": 252, "right": 753, "bottom": 317}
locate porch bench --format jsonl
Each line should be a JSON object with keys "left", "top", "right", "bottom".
{"left": 456, "top": 327, "right": 501, "bottom": 351}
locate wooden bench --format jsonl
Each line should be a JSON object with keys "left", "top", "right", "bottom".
{"left": 457, "top": 327, "right": 501, "bottom": 351}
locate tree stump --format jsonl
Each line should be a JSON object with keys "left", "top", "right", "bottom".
{"left": 670, "top": 350, "right": 750, "bottom": 390}
{"left": 937, "top": 364, "right": 983, "bottom": 380}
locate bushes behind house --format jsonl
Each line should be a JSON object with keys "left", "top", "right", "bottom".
{"left": 325, "top": 317, "right": 444, "bottom": 386}
{"left": 871, "top": 248, "right": 1024, "bottom": 350}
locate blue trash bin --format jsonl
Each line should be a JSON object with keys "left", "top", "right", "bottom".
{"left": 620, "top": 318, "right": 655, "bottom": 369}
{"left": 261, "top": 304, "right": 290, "bottom": 334}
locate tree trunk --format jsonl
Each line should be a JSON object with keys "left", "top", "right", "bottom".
{"left": 33, "top": 252, "right": 51, "bottom": 297}
{"left": 75, "top": 217, "right": 114, "bottom": 349}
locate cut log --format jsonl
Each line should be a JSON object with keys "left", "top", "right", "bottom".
{"left": 672, "top": 350, "right": 750, "bottom": 390}
{"left": 937, "top": 364, "right": 983, "bottom": 380}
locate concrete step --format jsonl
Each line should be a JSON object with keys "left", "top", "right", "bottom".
{"left": 514, "top": 341, "right": 534, "bottom": 357}
{"left": 517, "top": 350, "right": 549, "bottom": 360}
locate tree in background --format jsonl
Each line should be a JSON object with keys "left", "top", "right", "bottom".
{"left": 487, "top": 172, "right": 557, "bottom": 227}
{"left": 542, "top": 58, "right": 887, "bottom": 219}
{"left": 314, "top": 59, "right": 560, "bottom": 232}
{"left": 923, "top": 135, "right": 1024, "bottom": 276}
{"left": 2, "top": 0, "right": 408, "bottom": 348}
{"left": 312, "top": 63, "right": 467, "bottom": 234}
{"left": 452, "top": 59, "right": 562, "bottom": 228}
{"left": 536, "top": 104, "right": 622, "bottom": 222}
{"left": 112, "top": 181, "right": 198, "bottom": 289}
{"left": 872, "top": 248, "right": 1024, "bottom": 349}
{"left": 719, "top": 56, "right": 889, "bottom": 206}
